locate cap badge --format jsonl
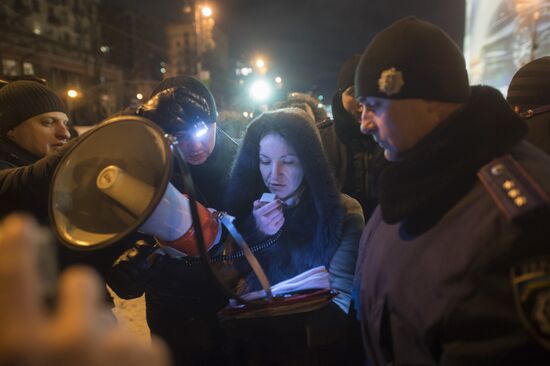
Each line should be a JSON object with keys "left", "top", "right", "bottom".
{"left": 378, "top": 67, "right": 404, "bottom": 96}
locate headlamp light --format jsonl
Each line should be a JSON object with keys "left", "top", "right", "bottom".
{"left": 193, "top": 121, "right": 208, "bottom": 138}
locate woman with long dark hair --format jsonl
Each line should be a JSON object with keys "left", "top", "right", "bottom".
{"left": 224, "top": 108, "right": 365, "bottom": 364}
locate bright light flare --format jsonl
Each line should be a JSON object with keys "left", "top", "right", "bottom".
{"left": 201, "top": 6, "right": 212, "bottom": 17}
{"left": 250, "top": 80, "right": 271, "bottom": 102}
{"left": 67, "top": 89, "right": 79, "bottom": 98}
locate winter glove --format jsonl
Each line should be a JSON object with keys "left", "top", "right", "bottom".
{"left": 107, "top": 239, "right": 158, "bottom": 299}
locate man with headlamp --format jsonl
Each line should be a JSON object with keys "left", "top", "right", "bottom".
{"left": 107, "top": 76, "right": 239, "bottom": 366}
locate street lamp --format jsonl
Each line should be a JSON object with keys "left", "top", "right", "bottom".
{"left": 67, "top": 89, "right": 79, "bottom": 98}
{"left": 201, "top": 6, "right": 213, "bottom": 17}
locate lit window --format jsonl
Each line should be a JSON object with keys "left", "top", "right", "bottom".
{"left": 2, "top": 59, "right": 19, "bottom": 76}
{"left": 22, "top": 62, "right": 35, "bottom": 75}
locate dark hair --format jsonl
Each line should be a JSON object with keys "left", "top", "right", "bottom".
{"left": 275, "top": 93, "right": 327, "bottom": 123}
{"left": 225, "top": 108, "right": 343, "bottom": 249}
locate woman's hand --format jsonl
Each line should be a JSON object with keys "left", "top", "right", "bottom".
{"left": 252, "top": 199, "right": 284, "bottom": 236}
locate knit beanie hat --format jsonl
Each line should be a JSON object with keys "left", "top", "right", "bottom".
{"left": 150, "top": 75, "right": 217, "bottom": 122}
{"left": 507, "top": 57, "right": 550, "bottom": 107}
{"left": 0, "top": 80, "right": 67, "bottom": 136}
{"left": 355, "top": 17, "right": 470, "bottom": 102}
{"left": 337, "top": 54, "right": 361, "bottom": 91}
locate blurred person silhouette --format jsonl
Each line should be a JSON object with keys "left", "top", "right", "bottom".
{"left": 0, "top": 80, "right": 70, "bottom": 170}
{"left": 275, "top": 92, "right": 328, "bottom": 123}
{"left": 317, "top": 54, "right": 388, "bottom": 218}
{"left": 507, "top": 56, "right": 550, "bottom": 155}
{"left": 0, "top": 214, "right": 171, "bottom": 366}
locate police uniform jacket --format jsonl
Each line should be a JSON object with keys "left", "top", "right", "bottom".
{"left": 354, "top": 86, "right": 550, "bottom": 365}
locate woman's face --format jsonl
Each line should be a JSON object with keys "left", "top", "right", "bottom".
{"left": 259, "top": 133, "right": 304, "bottom": 200}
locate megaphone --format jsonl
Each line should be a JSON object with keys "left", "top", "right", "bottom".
{"left": 49, "top": 115, "right": 217, "bottom": 254}
{"left": 49, "top": 115, "right": 273, "bottom": 299}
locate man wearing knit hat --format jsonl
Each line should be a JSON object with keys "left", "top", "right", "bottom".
{"left": 507, "top": 56, "right": 550, "bottom": 155}
{"left": 0, "top": 80, "right": 70, "bottom": 169}
{"left": 353, "top": 17, "right": 550, "bottom": 364}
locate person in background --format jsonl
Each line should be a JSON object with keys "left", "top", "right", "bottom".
{"left": 317, "top": 54, "right": 388, "bottom": 218}
{"left": 107, "top": 76, "right": 239, "bottom": 366}
{"left": 224, "top": 108, "right": 365, "bottom": 365}
{"left": 0, "top": 214, "right": 170, "bottom": 366}
{"left": 275, "top": 91, "right": 328, "bottom": 123}
{"left": 507, "top": 56, "right": 550, "bottom": 155}
{"left": 353, "top": 17, "right": 550, "bottom": 365}
{"left": 0, "top": 80, "right": 70, "bottom": 170}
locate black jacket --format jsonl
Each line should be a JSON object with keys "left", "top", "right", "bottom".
{"left": 355, "top": 86, "right": 550, "bottom": 365}
{"left": 317, "top": 91, "right": 387, "bottom": 218}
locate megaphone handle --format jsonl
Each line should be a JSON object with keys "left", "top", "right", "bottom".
{"left": 219, "top": 213, "right": 273, "bottom": 300}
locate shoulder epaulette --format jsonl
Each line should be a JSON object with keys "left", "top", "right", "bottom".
{"left": 478, "top": 155, "right": 550, "bottom": 222}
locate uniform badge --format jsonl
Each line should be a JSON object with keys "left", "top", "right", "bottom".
{"left": 511, "top": 258, "right": 550, "bottom": 350}
{"left": 378, "top": 67, "right": 404, "bottom": 96}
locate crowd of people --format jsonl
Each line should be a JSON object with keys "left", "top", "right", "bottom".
{"left": 1, "top": 16, "right": 550, "bottom": 366}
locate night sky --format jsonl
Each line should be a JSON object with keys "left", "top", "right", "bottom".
{"left": 111, "top": 0, "right": 466, "bottom": 98}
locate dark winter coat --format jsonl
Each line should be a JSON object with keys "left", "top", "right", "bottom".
{"left": 0, "top": 136, "right": 134, "bottom": 285}
{"left": 524, "top": 111, "right": 550, "bottom": 155}
{"left": 317, "top": 91, "right": 387, "bottom": 218}
{"left": 354, "top": 86, "right": 550, "bottom": 365}
{"left": 223, "top": 109, "right": 365, "bottom": 364}
{"left": 107, "top": 127, "right": 239, "bottom": 366}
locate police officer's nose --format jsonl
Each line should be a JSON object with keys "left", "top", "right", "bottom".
{"left": 359, "top": 108, "right": 377, "bottom": 135}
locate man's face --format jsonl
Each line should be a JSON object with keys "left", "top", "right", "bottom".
{"left": 6, "top": 111, "right": 70, "bottom": 158}
{"left": 357, "top": 97, "right": 430, "bottom": 161}
{"left": 341, "top": 86, "right": 362, "bottom": 121}
{"left": 174, "top": 122, "right": 217, "bottom": 165}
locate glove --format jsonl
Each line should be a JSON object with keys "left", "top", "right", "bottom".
{"left": 107, "top": 239, "right": 158, "bottom": 299}
{"left": 136, "top": 87, "right": 214, "bottom": 134}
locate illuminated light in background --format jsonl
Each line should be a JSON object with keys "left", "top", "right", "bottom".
{"left": 240, "top": 67, "right": 253, "bottom": 76}
{"left": 67, "top": 89, "right": 79, "bottom": 98}
{"left": 201, "top": 6, "right": 213, "bottom": 17}
{"left": 275, "top": 76, "right": 282, "bottom": 84}
{"left": 243, "top": 111, "right": 249, "bottom": 118}
{"left": 136, "top": 93, "right": 144, "bottom": 100}
{"left": 250, "top": 79, "right": 271, "bottom": 101}
{"left": 160, "top": 67, "right": 167, "bottom": 74}
{"left": 255, "top": 58, "right": 265, "bottom": 68}
{"left": 318, "top": 95, "right": 324, "bottom": 101}
{"left": 33, "top": 27, "right": 41, "bottom": 35}
{"left": 317, "top": 103, "right": 324, "bottom": 109}
{"left": 100, "top": 45, "right": 110, "bottom": 53}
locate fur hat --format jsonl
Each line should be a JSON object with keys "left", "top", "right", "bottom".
{"left": 0, "top": 80, "right": 67, "bottom": 136}
{"left": 507, "top": 56, "right": 550, "bottom": 109}
{"left": 355, "top": 17, "right": 470, "bottom": 102}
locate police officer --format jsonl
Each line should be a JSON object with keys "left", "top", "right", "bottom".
{"left": 353, "top": 17, "right": 550, "bottom": 365}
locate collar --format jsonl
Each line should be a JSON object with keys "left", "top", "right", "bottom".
{"left": 378, "top": 85, "right": 527, "bottom": 236}
{"left": 0, "top": 137, "right": 40, "bottom": 166}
